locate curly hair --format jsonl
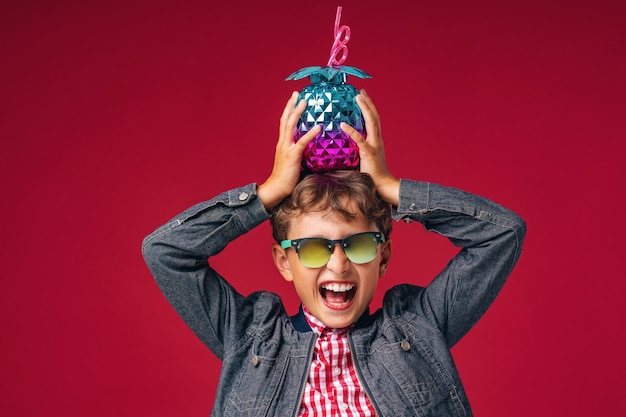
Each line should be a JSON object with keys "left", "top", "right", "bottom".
{"left": 270, "top": 171, "right": 392, "bottom": 242}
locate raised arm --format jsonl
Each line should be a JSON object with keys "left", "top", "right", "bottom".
{"left": 343, "top": 90, "right": 526, "bottom": 346}
{"left": 394, "top": 180, "right": 526, "bottom": 347}
{"left": 142, "top": 92, "right": 319, "bottom": 358}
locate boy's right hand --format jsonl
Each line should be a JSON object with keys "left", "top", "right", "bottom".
{"left": 258, "top": 92, "right": 321, "bottom": 211}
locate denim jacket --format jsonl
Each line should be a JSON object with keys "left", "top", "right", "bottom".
{"left": 142, "top": 179, "right": 526, "bottom": 417}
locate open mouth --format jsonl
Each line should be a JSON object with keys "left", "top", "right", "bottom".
{"left": 319, "top": 283, "right": 356, "bottom": 308}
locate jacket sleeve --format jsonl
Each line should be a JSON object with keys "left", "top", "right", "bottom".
{"left": 141, "top": 184, "right": 270, "bottom": 360}
{"left": 392, "top": 180, "right": 526, "bottom": 347}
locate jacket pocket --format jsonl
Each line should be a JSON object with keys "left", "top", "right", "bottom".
{"left": 224, "top": 339, "right": 289, "bottom": 417}
{"left": 366, "top": 329, "right": 466, "bottom": 416}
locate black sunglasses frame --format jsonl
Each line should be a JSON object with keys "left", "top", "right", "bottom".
{"left": 280, "top": 232, "right": 386, "bottom": 267}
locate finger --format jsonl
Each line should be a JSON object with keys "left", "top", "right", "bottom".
{"left": 356, "top": 93, "right": 382, "bottom": 144}
{"left": 359, "top": 90, "right": 380, "bottom": 121}
{"left": 294, "top": 124, "right": 321, "bottom": 151}
{"left": 279, "top": 97, "right": 306, "bottom": 146}
{"left": 340, "top": 122, "right": 366, "bottom": 146}
{"left": 356, "top": 93, "right": 378, "bottom": 127}
{"left": 290, "top": 99, "right": 307, "bottom": 124}
{"left": 280, "top": 91, "right": 299, "bottom": 127}
{"left": 283, "top": 99, "right": 306, "bottom": 134}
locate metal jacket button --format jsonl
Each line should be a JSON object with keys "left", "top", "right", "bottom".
{"left": 401, "top": 339, "right": 411, "bottom": 351}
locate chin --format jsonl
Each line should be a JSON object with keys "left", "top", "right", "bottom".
{"left": 321, "top": 311, "right": 359, "bottom": 329}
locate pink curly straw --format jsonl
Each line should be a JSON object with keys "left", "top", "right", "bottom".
{"left": 327, "top": 6, "right": 351, "bottom": 67}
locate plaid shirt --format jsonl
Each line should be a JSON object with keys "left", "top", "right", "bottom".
{"left": 299, "top": 307, "right": 376, "bottom": 416}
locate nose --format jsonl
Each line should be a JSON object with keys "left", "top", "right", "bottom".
{"left": 326, "top": 242, "right": 350, "bottom": 273}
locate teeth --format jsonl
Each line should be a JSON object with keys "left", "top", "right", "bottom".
{"left": 322, "top": 283, "right": 354, "bottom": 292}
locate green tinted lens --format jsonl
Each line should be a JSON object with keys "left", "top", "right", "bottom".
{"left": 298, "top": 239, "right": 332, "bottom": 268}
{"left": 343, "top": 233, "right": 380, "bottom": 264}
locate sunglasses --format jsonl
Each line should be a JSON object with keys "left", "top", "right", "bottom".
{"left": 280, "top": 232, "right": 386, "bottom": 268}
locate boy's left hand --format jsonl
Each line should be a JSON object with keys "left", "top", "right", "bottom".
{"left": 341, "top": 90, "right": 400, "bottom": 206}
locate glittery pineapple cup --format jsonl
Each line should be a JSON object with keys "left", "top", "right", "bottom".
{"left": 287, "top": 66, "right": 370, "bottom": 172}
{"left": 285, "top": 6, "right": 371, "bottom": 173}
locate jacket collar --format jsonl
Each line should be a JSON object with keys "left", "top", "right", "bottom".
{"left": 290, "top": 304, "right": 374, "bottom": 332}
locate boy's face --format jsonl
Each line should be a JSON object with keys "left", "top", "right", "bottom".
{"left": 272, "top": 205, "right": 392, "bottom": 329}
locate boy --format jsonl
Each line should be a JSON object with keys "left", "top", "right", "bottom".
{"left": 142, "top": 90, "right": 526, "bottom": 416}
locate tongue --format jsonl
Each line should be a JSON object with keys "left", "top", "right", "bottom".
{"left": 325, "top": 290, "right": 347, "bottom": 303}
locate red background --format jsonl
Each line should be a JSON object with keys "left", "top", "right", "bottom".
{"left": 2, "top": 0, "right": 625, "bottom": 415}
